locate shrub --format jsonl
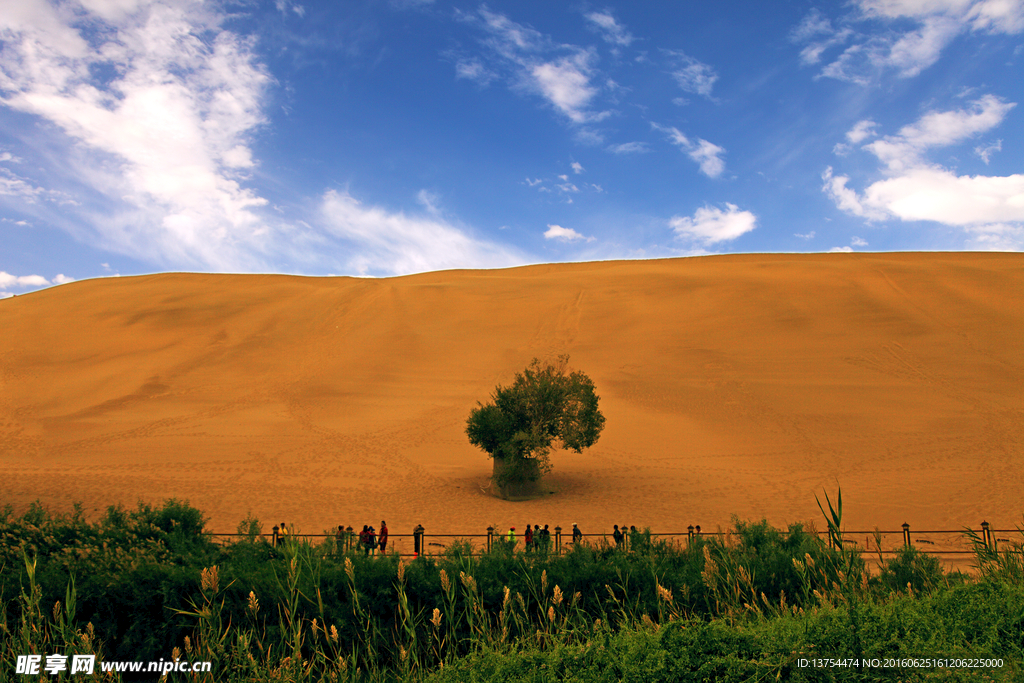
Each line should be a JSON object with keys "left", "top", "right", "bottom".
{"left": 876, "top": 546, "right": 945, "bottom": 593}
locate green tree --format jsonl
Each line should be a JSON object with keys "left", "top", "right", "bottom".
{"left": 466, "top": 355, "right": 605, "bottom": 496}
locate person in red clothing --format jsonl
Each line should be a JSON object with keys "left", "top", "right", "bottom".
{"left": 524, "top": 524, "right": 534, "bottom": 552}
{"left": 359, "top": 525, "right": 370, "bottom": 555}
{"left": 378, "top": 521, "right": 389, "bottom": 554}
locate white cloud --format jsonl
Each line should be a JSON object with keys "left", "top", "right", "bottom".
{"left": 689, "top": 139, "right": 726, "bottom": 178}
{"left": 865, "top": 95, "right": 1014, "bottom": 171}
{"left": 0, "top": 0, "right": 276, "bottom": 271}
{"left": 529, "top": 52, "right": 602, "bottom": 123}
{"left": 862, "top": 167, "right": 1024, "bottom": 225}
{"left": 822, "top": 167, "right": 888, "bottom": 220}
{"left": 975, "top": 140, "right": 1002, "bottom": 163}
{"left": 584, "top": 11, "right": 634, "bottom": 46}
{"left": 52, "top": 273, "right": 75, "bottom": 284}
{"left": 607, "top": 141, "right": 649, "bottom": 154}
{"left": 851, "top": 236, "right": 869, "bottom": 246}
{"left": 571, "top": 161, "right": 584, "bottom": 174}
{"left": 829, "top": 245, "right": 854, "bottom": 252}
{"left": 791, "top": 8, "right": 836, "bottom": 42}
{"left": 0, "top": 168, "right": 69, "bottom": 202}
{"left": 455, "top": 58, "right": 496, "bottom": 85}
{"left": 665, "top": 51, "right": 718, "bottom": 98}
{"left": 544, "top": 224, "right": 587, "bottom": 241}
{"left": 794, "top": 231, "right": 816, "bottom": 239}
{"left": 0, "top": 271, "right": 50, "bottom": 288}
{"left": 824, "top": 97, "right": 1024, "bottom": 245}
{"left": 669, "top": 203, "right": 757, "bottom": 245}
{"left": 653, "top": 124, "right": 727, "bottom": 177}
{"left": 791, "top": 10, "right": 854, "bottom": 65}
{"left": 466, "top": 9, "right": 608, "bottom": 124}
{"left": 964, "top": 222, "right": 1024, "bottom": 250}
{"left": 846, "top": 119, "right": 878, "bottom": 144}
{"left": 799, "top": 1, "right": 1024, "bottom": 83}
{"left": 319, "top": 190, "right": 525, "bottom": 276}
{"left": 574, "top": 127, "right": 605, "bottom": 145}
{"left": 416, "top": 189, "right": 441, "bottom": 214}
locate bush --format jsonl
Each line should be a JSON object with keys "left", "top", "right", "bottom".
{"left": 876, "top": 546, "right": 945, "bottom": 593}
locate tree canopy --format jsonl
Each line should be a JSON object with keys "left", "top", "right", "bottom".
{"left": 466, "top": 355, "right": 605, "bottom": 485}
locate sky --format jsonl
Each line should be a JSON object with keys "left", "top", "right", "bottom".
{"left": 1, "top": 0, "right": 1022, "bottom": 297}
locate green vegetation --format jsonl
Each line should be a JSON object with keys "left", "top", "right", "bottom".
{"left": 2, "top": 495, "right": 1022, "bottom": 681}
{"left": 465, "top": 356, "right": 605, "bottom": 495}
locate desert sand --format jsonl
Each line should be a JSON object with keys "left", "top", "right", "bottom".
{"left": 1, "top": 253, "right": 1021, "bottom": 558}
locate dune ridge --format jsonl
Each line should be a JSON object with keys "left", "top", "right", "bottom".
{"left": 1, "top": 253, "right": 1021, "bottom": 548}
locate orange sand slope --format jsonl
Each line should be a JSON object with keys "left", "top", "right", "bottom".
{"left": 1, "top": 253, "right": 1021, "bottom": 545}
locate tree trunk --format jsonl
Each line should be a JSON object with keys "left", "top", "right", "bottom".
{"left": 491, "top": 456, "right": 543, "bottom": 499}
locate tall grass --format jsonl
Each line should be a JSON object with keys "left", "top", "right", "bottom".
{"left": 3, "top": 496, "right": 1022, "bottom": 681}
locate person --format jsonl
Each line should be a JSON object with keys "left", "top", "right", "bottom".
{"left": 378, "top": 521, "right": 389, "bottom": 555}
{"left": 572, "top": 523, "right": 583, "bottom": 544}
{"left": 368, "top": 526, "right": 378, "bottom": 556}
{"left": 507, "top": 526, "right": 516, "bottom": 549}
{"left": 629, "top": 526, "right": 640, "bottom": 552}
{"left": 413, "top": 524, "right": 425, "bottom": 557}
{"left": 279, "top": 522, "right": 289, "bottom": 546}
{"left": 524, "top": 524, "right": 534, "bottom": 552}
{"left": 612, "top": 524, "right": 623, "bottom": 548}
{"left": 539, "top": 524, "right": 551, "bottom": 554}
{"left": 359, "top": 525, "right": 370, "bottom": 555}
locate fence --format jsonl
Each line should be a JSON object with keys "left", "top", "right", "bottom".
{"left": 212, "top": 521, "right": 1017, "bottom": 560}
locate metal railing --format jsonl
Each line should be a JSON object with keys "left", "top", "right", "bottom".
{"left": 210, "top": 521, "right": 1017, "bottom": 559}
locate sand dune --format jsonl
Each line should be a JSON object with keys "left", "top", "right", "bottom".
{"left": 1, "top": 253, "right": 1021, "bottom": 554}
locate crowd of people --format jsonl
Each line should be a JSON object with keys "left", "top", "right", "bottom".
{"left": 506, "top": 521, "right": 588, "bottom": 552}
{"left": 272, "top": 520, "right": 646, "bottom": 555}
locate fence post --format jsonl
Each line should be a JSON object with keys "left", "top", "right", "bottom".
{"left": 981, "top": 521, "right": 992, "bottom": 551}
{"left": 902, "top": 522, "right": 911, "bottom": 548}
{"left": 687, "top": 524, "right": 694, "bottom": 548}
{"left": 486, "top": 526, "right": 494, "bottom": 554}
{"left": 554, "top": 526, "right": 562, "bottom": 555}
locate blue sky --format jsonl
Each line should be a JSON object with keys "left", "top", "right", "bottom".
{"left": 2, "top": 0, "right": 1022, "bottom": 296}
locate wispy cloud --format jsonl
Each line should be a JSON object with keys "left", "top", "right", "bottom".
{"left": 864, "top": 95, "right": 1014, "bottom": 172}
{"left": 0, "top": 0, "right": 275, "bottom": 270}
{"left": 584, "top": 11, "right": 634, "bottom": 46}
{"left": 529, "top": 51, "right": 602, "bottom": 123}
{"left": 607, "top": 141, "right": 649, "bottom": 154}
{"left": 460, "top": 8, "right": 609, "bottom": 124}
{"left": 653, "top": 124, "right": 726, "bottom": 177}
{"left": 320, "top": 190, "right": 525, "bottom": 275}
{"left": 791, "top": 9, "right": 853, "bottom": 65}
{"left": 454, "top": 57, "right": 496, "bottom": 85}
{"left": 975, "top": 139, "right": 1002, "bottom": 164}
{"left": 669, "top": 203, "right": 756, "bottom": 245}
{"left": 794, "top": 1, "right": 1024, "bottom": 84}
{"left": 664, "top": 50, "right": 718, "bottom": 98}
